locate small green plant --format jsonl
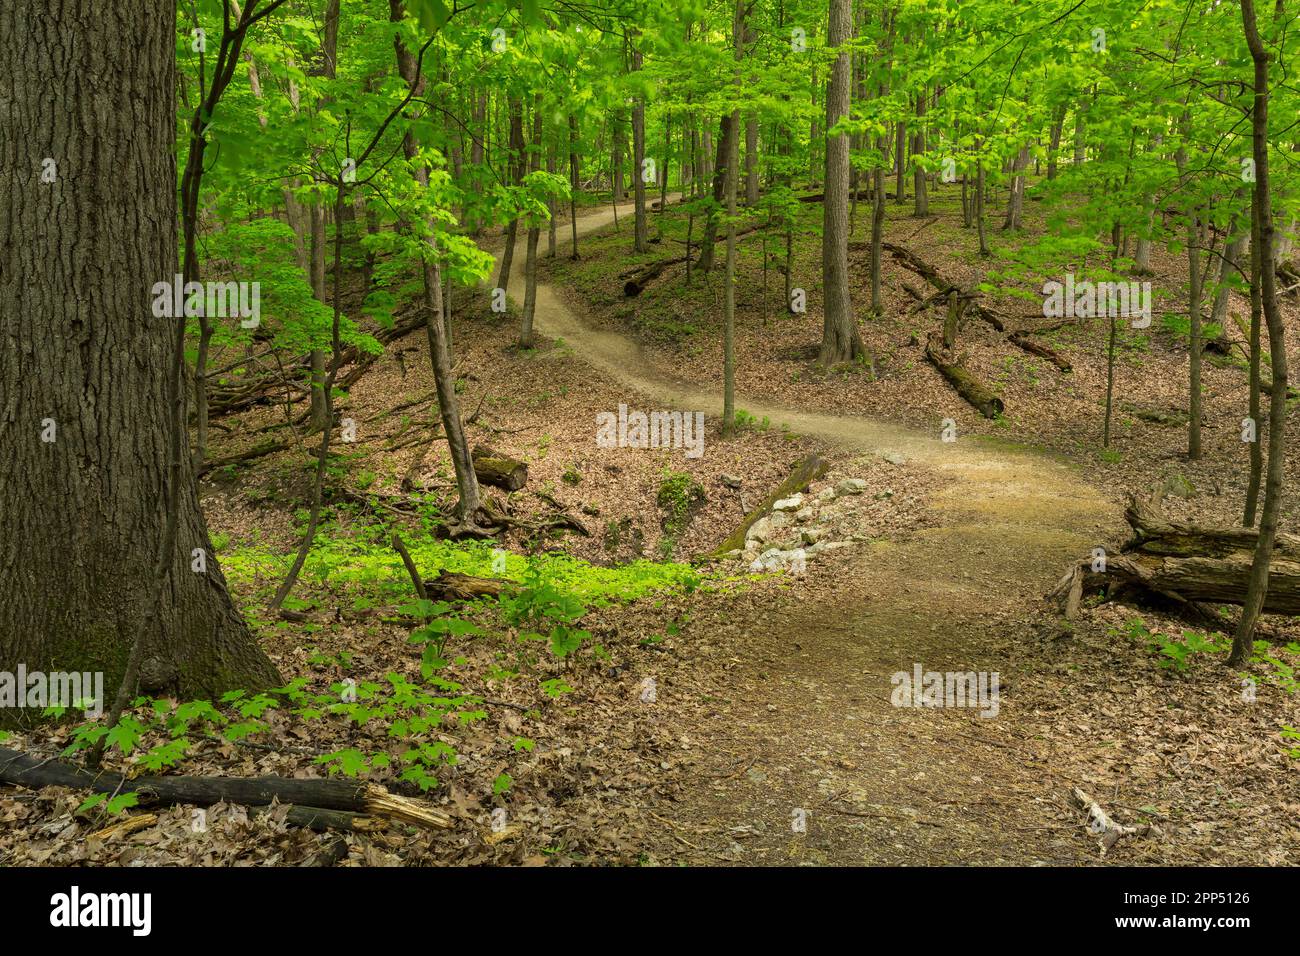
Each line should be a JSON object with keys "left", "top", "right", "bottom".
{"left": 656, "top": 467, "right": 705, "bottom": 536}
{"left": 498, "top": 567, "right": 591, "bottom": 659}
{"left": 1120, "top": 618, "right": 1229, "bottom": 671}
{"left": 1281, "top": 726, "right": 1300, "bottom": 759}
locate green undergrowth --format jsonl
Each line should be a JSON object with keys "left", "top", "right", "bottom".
{"left": 222, "top": 531, "right": 704, "bottom": 610}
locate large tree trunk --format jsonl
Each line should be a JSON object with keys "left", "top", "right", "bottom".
{"left": 911, "top": 89, "right": 928, "bottom": 217}
{"left": 723, "top": 0, "right": 745, "bottom": 433}
{"left": 0, "top": 0, "right": 279, "bottom": 711}
{"left": 745, "top": 113, "right": 760, "bottom": 204}
{"left": 819, "top": 0, "right": 864, "bottom": 366}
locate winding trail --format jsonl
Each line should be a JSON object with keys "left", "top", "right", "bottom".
{"left": 504, "top": 200, "right": 1122, "bottom": 863}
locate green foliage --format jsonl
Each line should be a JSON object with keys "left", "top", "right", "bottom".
{"left": 1121, "top": 618, "right": 1229, "bottom": 671}
{"left": 656, "top": 468, "right": 706, "bottom": 537}
{"left": 222, "top": 531, "right": 702, "bottom": 607}
{"left": 499, "top": 568, "right": 590, "bottom": 659}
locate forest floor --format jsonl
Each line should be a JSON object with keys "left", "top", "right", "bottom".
{"left": 2, "top": 190, "right": 1297, "bottom": 866}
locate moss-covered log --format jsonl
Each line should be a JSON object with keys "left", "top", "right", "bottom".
{"left": 425, "top": 570, "right": 506, "bottom": 601}
{"left": 471, "top": 445, "right": 528, "bottom": 491}
{"left": 924, "top": 335, "right": 1004, "bottom": 419}
{"left": 1007, "top": 330, "right": 1072, "bottom": 372}
{"left": 707, "top": 454, "right": 830, "bottom": 558}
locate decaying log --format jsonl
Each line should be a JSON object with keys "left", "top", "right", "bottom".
{"left": 471, "top": 445, "right": 528, "bottom": 491}
{"left": 425, "top": 570, "right": 506, "bottom": 601}
{"left": 799, "top": 187, "right": 877, "bottom": 204}
{"left": 1072, "top": 787, "right": 1159, "bottom": 856}
{"left": 1007, "top": 330, "right": 1072, "bottom": 372}
{"left": 924, "top": 334, "right": 1004, "bottom": 419}
{"left": 623, "top": 222, "right": 764, "bottom": 296}
{"left": 0, "top": 747, "right": 452, "bottom": 830}
{"left": 882, "top": 242, "right": 1076, "bottom": 372}
{"left": 707, "top": 454, "right": 830, "bottom": 557}
{"left": 624, "top": 256, "right": 689, "bottom": 296}
{"left": 1049, "top": 494, "right": 1300, "bottom": 618}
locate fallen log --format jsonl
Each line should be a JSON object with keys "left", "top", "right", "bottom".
{"left": 624, "top": 255, "right": 689, "bottom": 296}
{"left": 0, "top": 747, "right": 452, "bottom": 830}
{"left": 799, "top": 187, "right": 880, "bottom": 204}
{"left": 623, "top": 222, "right": 764, "bottom": 296}
{"left": 924, "top": 334, "right": 1004, "bottom": 419}
{"left": 707, "top": 454, "right": 830, "bottom": 557}
{"left": 881, "top": 241, "right": 1008, "bottom": 332}
{"left": 1007, "top": 330, "right": 1072, "bottom": 372}
{"left": 471, "top": 445, "right": 528, "bottom": 491}
{"left": 1072, "top": 787, "right": 1159, "bottom": 856}
{"left": 425, "top": 570, "right": 506, "bottom": 601}
{"left": 1049, "top": 494, "right": 1300, "bottom": 618}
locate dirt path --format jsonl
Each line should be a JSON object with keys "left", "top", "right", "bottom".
{"left": 503, "top": 202, "right": 1123, "bottom": 864}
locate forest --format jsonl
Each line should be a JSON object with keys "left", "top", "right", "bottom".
{"left": 0, "top": 0, "right": 1297, "bottom": 884}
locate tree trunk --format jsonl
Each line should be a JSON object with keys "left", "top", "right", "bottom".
{"left": 1245, "top": 188, "right": 1264, "bottom": 526}
{"left": 819, "top": 0, "right": 863, "bottom": 366}
{"left": 745, "top": 113, "right": 760, "bottom": 204}
{"left": 1047, "top": 106, "right": 1065, "bottom": 180}
{"left": 696, "top": 113, "right": 735, "bottom": 273}
{"left": 568, "top": 113, "right": 580, "bottom": 259}
{"left": 520, "top": 97, "right": 542, "bottom": 347}
{"left": 631, "top": 38, "right": 648, "bottom": 253}
{"left": 912, "top": 89, "right": 928, "bottom": 217}
{"left": 0, "top": 0, "right": 279, "bottom": 711}
{"left": 1001, "top": 145, "right": 1028, "bottom": 230}
{"left": 495, "top": 97, "right": 524, "bottom": 295}
{"left": 391, "top": 0, "right": 482, "bottom": 525}
{"left": 723, "top": 0, "right": 745, "bottom": 434}
{"left": 1231, "top": 0, "right": 1290, "bottom": 664}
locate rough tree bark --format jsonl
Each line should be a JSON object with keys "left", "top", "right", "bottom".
{"left": 0, "top": 0, "right": 279, "bottom": 712}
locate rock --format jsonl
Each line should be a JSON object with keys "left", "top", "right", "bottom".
{"left": 882, "top": 452, "right": 906, "bottom": 466}
{"left": 816, "top": 487, "right": 836, "bottom": 502}
{"left": 720, "top": 473, "right": 743, "bottom": 489}
{"left": 773, "top": 493, "right": 805, "bottom": 511}
{"left": 1162, "top": 473, "right": 1197, "bottom": 499}
{"left": 835, "top": 478, "right": 868, "bottom": 496}
{"left": 745, "top": 510, "right": 791, "bottom": 545}
{"left": 874, "top": 489, "right": 894, "bottom": 500}
{"left": 801, "top": 527, "right": 828, "bottom": 546}
{"left": 794, "top": 506, "right": 815, "bottom": 523}
{"left": 748, "top": 547, "right": 808, "bottom": 573}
